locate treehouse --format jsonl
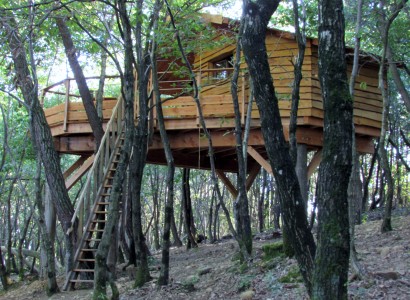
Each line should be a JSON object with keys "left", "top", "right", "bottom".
{"left": 42, "top": 14, "right": 382, "bottom": 288}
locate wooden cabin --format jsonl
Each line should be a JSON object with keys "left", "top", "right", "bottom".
{"left": 45, "top": 14, "right": 381, "bottom": 172}
{"left": 42, "top": 14, "right": 382, "bottom": 288}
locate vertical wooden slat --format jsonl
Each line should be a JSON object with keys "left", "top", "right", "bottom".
{"left": 63, "top": 79, "right": 71, "bottom": 132}
{"left": 77, "top": 201, "right": 84, "bottom": 243}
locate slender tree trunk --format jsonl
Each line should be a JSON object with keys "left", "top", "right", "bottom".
{"left": 182, "top": 168, "right": 197, "bottom": 249}
{"left": 171, "top": 212, "right": 182, "bottom": 247}
{"left": 93, "top": 51, "right": 134, "bottom": 299}
{"left": 18, "top": 209, "right": 33, "bottom": 281}
{"left": 207, "top": 189, "right": 215, "bottom": 243}
{"left": 6, "top": 178, "right": 16, "bottom": 275}
{"left": 375, "top": 0, "right": 406, "bottom": 233}
{"left": 0, "top": 241, "right": 8, "bottom": 291}
{"left": 258, "top": 171, "right": 266, "bottom": 233}
{"left": 3, "top": 12, "right": 76, "bottom": 274}
{"left": 34, "top": 160, "right": 59, "bottom": 296}
{"left": 289, "top": 0, "right": 306, "bottom": 163}
{"left": 348, "top": 0, "right": 366, "bottom": 279}
{"left": 55, "top": 16, "right": 104, "bottom": 149}
{"left": 96, "top": 17, "right": 112, "bottom": 121}
{"left": 362, "top": 143, "right": 378, "bottom": 212}
{"left": 150, "top": 3, "right": 177, "bottom": 284}
{"left": 231, "top": 19, "right": 253, "bottom": 258}
{"left": 241, "top": 0, "right": 316, "bottom": 294}
{"left": 165, "top": 0, "right": 239, "bottom": 248}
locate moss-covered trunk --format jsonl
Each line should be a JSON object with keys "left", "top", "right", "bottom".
{"left": 312, "top": 0, "right": 353, "bottom": 298}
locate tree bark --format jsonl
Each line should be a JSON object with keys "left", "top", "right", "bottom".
{"left": 2, "top": 11, "right": 76, "bottom": 274}
{"left": 55, "top": 16, "right": 104, "bottom": 149}
{"left": 313, "top": 0, "right": 353, "bottom": 298}
{"left": 182, "top": 168, "right": 198, "bottom": 249}
{"left": 241, "top": 0, "right": 316, "bottom": 294}
{"left": 375, "top": 0, "right": 405, "bottom": 233}
{"left": 35, "top": 160, "right": 59, "bottom": 296}
{"left": 116, "top": 0, "right": 152, "bottom": 288}
{"left": 231, "top": 20, "right": 253, "bottom": 258}
{"left": 0, "top": 242, "right": 9, "bottom": 291}
{"left": 258, "top": 171, "right": 267, "bottom": 233}
{"left": 150, "top": 2, "right": 177, "bottom": 284}
{"left": 289, "top": 0, "right": 306, "bottom": 163}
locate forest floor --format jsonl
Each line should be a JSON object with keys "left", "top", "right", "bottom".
{"left": 1, "top": 212, "right": 410, "bottom": 300}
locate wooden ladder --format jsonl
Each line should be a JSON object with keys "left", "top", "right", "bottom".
{"left": 63, "top": 134, "right": 124, "bottom": 290}
{"left": 62, "top": 95, "right": 125, "bottom": 291}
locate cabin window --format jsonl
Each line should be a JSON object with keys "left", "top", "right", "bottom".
{"left": 211, "top": 54, "right": 234, "bottom": 80}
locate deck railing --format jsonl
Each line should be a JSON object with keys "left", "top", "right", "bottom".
{"left": 66, "top": 95, "right": 124, "bottom": 240}
{"left": 41, "top": 76, "right": 120, "bottom": 132}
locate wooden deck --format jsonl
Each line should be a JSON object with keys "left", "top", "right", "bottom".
{"left": 43, "top": 69, "right": 380, "bottom": 173}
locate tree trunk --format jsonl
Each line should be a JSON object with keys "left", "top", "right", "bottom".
{"left": 182, "top": 168, "right": 197, "bottom": 249}
{"left": 18, "top": 208, "right": 33, "bottom": 281}
{"left": 362, "top": 144, "right": 378, "bottom": 212}
{"left": 241, "top": 0, "right": 316, "bottom": 294}
{"left": 35, "top": 160, "right": 59, "bottom": 296}
{"left": 258, "top": 170, "right": 267, "bottom": 233}
{"left": 55, "top": 16, "right": 104, "bottom": 149}
{"left": 0, "top": 242, "right": 9, "bottom": 291}
{"left": 171, "top": 212, "right": 182, "bottom": 247}
{"left": 375, "top": 0, "right": 406, "bottom": 233}
{"left": 207, "top": 189, "right": 215, "bottom": 243}
{"left": 3, "top": 12, "right": 76, "bottom": 274}
{"left": 150, "top": 5, "right": 176, "bottom": 284}
{"left": 93, "top": 51, "right": 134, "bottom": 299}
{"left": 289, "top": 0, "right": 306, "bottom": 163}
{"left": 164, "top": 0, "right": 238, "bottom": 248}
{"left": 6, "top": 178, "right": 16, "bottom": 275}
{"left": 296, "top": 144, "right": 308, "bottom": 210}
{"left": 313, "top": 0, "right": 353, "bottom": 298}
{"left": 40, "top": 183, "right": 56, "bottom": 278}
{"left": 231, "top": 22, "right": 253, "bottom": 259}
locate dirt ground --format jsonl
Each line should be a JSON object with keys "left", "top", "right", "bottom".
{"left": 1, "top": 214, "right": 410, "bottom": 300}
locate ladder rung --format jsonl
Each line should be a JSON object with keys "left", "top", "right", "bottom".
{"left": 73, "top": 269, "right": 95, "bottom": 272}
{"left": 86, "top": 238, "right": 101, "bottom": 242}
{"left": 81, "top": 249, "right": 97, "bottom": 252}
{"left": 97, "top": 202, "right": 109, "bottom": 205}
{"left": 100, "top": 193, "right": 110, "bottom": 197}
{"left": 78, "top": 259, "right": 96, "bottom": 262}
{"left": 91, "top": 220, "right": 107, "bottom": 223}
{"left": 70, "top": 279, "right": 94, "bottom": 283}
{"left": 88, "top": 229, "right": 105, "bottom": 232}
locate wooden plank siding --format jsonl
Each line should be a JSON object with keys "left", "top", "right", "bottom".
{"left": 43, "top": 16, "right": 381, "bottom": 161}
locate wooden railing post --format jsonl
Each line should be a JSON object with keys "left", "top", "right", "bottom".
{"left": 63, "top": 79, "right": 71, "bottom": 132}
{"left": 77, "top": 200, "right": 84, "bottom": 243}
